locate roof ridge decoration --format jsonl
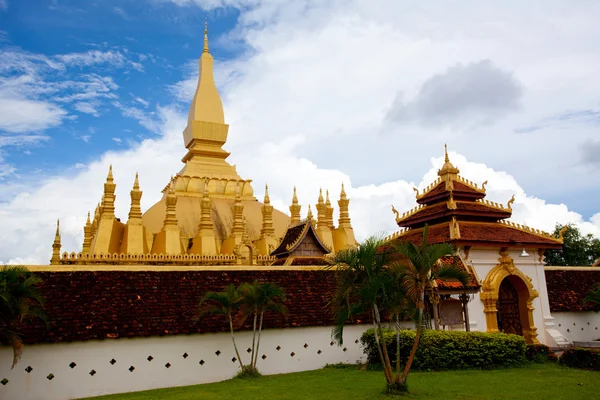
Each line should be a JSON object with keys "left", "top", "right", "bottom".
{"left": 486, "top": 220, "right": 564, "bottom": 243}
{"left": 472, "top": 196, "right": 512, "bottom": 213}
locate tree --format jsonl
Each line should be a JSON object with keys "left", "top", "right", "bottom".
{"left": 0, "top": 266, "right": 47, "bottom": 369}
{"left": 329, "top": 235, "right": 405, "bottom": 393}
{"left": 197, "top": 284, "right": 245, "bottom": 370}
{"left": 390, "top": 225, "right": 470, "bottom": 392}
{"left": 544, "top": 224, "right": 600, "bottom": 266}
{"left": 239, "top": 281, "right": 287, "bottom": 371}
{"left": 584, "top": 283, "right": 600, "bottom": 312}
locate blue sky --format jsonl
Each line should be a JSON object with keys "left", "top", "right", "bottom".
{"left": 0, "top": 0, "right": 242, "bottom": 179}
{"left": 1, "top": 0, "right": 599, "bottom": 263}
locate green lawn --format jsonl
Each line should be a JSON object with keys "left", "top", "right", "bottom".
{"left": 81, "top": 363, "right": 599, "bottom": 400}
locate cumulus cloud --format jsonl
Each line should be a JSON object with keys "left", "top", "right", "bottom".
{"left": 0, "top": 97, "right": 67, "bottom": 132}
{"left": 385, "top": 60, "right": 522, "bottom": 127}
{"left": 579, "top": 139, "right": 600, "bottom": 167}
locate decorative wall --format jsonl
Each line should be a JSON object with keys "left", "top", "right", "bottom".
{"left": 0, "top": 324, "right": 369, "bottom": 400}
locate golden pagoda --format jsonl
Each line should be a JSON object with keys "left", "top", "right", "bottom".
{"left": 52, "top": 24, "right": 357, "bottom": 266}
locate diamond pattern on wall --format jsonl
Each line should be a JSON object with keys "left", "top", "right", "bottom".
{"left": 25, "top": 366, "right": 33, "bottom": 373}
{"left": 69, "top": 362, "right": 77, "bottom": 369}
{"left": 303, "top": 343, "right": 308, "bottom": 348}
{"left": 343, "top": 347, "right": 347, "bottom": 352}
{"left": 183, "top": 353, "right": 189, "bottom": 359}
{"left": 89, "top": 370, "right": 96, "bottom": 376}
{"left": 129, "top": 366, "right": 135, "bottom": 372}
{"left": 290, "top": 352, "right": 295, "bottom": 357}
{"left": 330, "top": 341, "right": 334, "bottom": 346}
{"left": 262, "top": 354, "right": 267, "bottom": 360}
{"left": 317, "top": 350, "right": 322, "bottom": 355}
{"left": 1, "top": 378, "right": 8, "bottom": 385}
{"left": 276, "top": 346, "right": 281, "bottom": 351}
{"left": 110, "top": 359, "right": 117, "bottom": 365}
{"left": 199, "top": 360, "right": 205, "bottom": 365}
{"left": 247, "top": 347, "right": 252, "bottom": 353}
{"left": 165, "top": 363, "right": 171, "bottom": 368}
{"left": 47, "top": 373, "right": 55, "bottom": 381}
{"left": 231, "top": 357, "right": 237, "bottom": 363}
{"left": 147, "top": 356, "right": 154, "bottom": 362}
{"left": 215, "top": 350, "right": 221, "bottom": 356}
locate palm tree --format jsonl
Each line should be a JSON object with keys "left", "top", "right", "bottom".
{"left": 391, "top": 225, "right": 470, "bottom": 390}
{"left": 0, "top": 266, "right": 47, "bottom": 369}
{"left": 329, "top": 235, "right": 400, "bottom": 387}
{"left": 197, "top": 284, "right": 245, "bottom": 370}
{"left": 239, "top": 281, "right": 287, "bottom": 370}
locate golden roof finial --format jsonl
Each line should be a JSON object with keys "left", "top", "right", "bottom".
{"left": 203, "top": 17, "right": 209, "bottom": 53}
{"left": 107, "top": 164, "right": 114, "bottom": 182}
{"left": 438, "top": 144, "right": 459, "bottom": 179}
{"left": 264, "top": 184, "right": 270, "bottom": 204}
{"left": 340, "top": 183, "right": 347, "bottom": 200}
{"left": 86, "top": 211, "right": 91, "bottom": 225}
{"left": 325, "top": 189, "right": 331, "bottom": 205}
{"left": 318, "top": 188, "right": 324, "bottom": 203}
{"left": 55, "top": 219, "right": 61, "bottom": 240}
{"left": 292, "top": 186, "right": 298, "bottom": 204}
{"left": 307, "top": 204, "right": 314, "bottom": 220}
{"left": 133, "top": 172, "right": 140, "bottom": 190}
{"left": 444, "top": 143, "right": 449, "bottom": 163}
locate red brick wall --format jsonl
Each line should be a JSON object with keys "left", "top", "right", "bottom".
{"left": 21, "top": 270, "right": 341, "bottom": 344}
{"left": 545, "top": 269, "right": 600, "bottom": 312}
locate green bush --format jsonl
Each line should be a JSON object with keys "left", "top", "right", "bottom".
{"left": 559, "top": 348, "right": 600, "bottom": 370}
{"left": 526, "top": 344, "right": 557, "bottom": 363}
{"left": 360, "top": 328, "right": 526, "bottom": 371}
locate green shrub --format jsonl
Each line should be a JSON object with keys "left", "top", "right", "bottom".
{"left": 360, "top": 328, "right": 526, "bottom": 371}
{"left": 559, "top": 348, "right": 600, "bottom": 370}
{"left": 526, "top": 344, "right": 557, "bottom": 363}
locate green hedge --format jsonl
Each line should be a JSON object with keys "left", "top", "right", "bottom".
{"left": 360, "top": 328, "right": 526, "bottom": 371}
{"left": 559, "top": 348, "right": 600, "bottom": 370}
{"left": 526, "top": 344, "right": 557, "bottom": 363}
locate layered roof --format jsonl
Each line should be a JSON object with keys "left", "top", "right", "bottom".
{"left": 388, "top": 145, "right": 564, "bottom": 249}
{"left": 270, "top": 218, "right": 333, "bottom": 266}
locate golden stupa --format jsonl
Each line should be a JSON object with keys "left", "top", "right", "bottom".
{"left": 50, "top": 24, "right": 357, "bottom": 266}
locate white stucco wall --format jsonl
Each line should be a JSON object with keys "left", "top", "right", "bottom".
{"left": 0, "top": 324, "right": 369, "bottom": 400}
{"left": 551, "top": 312, "right": 600, "bottom": 343}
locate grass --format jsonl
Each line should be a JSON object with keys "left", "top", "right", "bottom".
{"left": 80, "top": 363, "right": 599, "bottom": 400}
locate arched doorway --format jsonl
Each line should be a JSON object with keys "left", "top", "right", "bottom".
{"left": 480, "top": 250, "right": 540, "bottom": 344}
{"left": 497, "top": 278, "right": 523, "bottom": 336}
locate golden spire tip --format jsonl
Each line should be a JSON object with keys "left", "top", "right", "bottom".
{"left": 203, "top": 17, "right": 209, "bottom": 53}
{"left": 444, "top": 144, "right": 449, "bottom": 162}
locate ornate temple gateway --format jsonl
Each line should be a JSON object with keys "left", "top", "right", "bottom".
{"left": 49, "top": 27, "right": 357, "bottom": 266}
{"left": 386, "top": 147, "right": 569, "bottom": 344}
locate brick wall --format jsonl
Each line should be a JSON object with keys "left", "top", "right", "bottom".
{"left": 545, "top": 269, "right": 600, "bottom": 312}
{"left": 21, "top": 270, "right": 340, "bottom": 344}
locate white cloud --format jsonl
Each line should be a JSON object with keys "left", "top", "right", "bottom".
{"left": 56, "top": 50, "right": 127, "bottom": 68}
{"left": 0, "top": 0, "right": 7, "bottom": 11}
{"left": 74, "top": 101, "right": 100, "bottom": 116}
{"left": 112, "top": 137, "right": 122, "bottom": 144}
{"left": 0, "top": 97, "right": 66, "bottom": 133}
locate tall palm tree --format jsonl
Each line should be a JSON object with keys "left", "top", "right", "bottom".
{"left": 197, "top": 284, "right": 245, "bottom": 370}
{"left": 0, "top": 266, "right": 47, "bottom": 369}
{"left": 391, "top": 225, "right": 470, "bottom": 390}
{"left": 329, "top": 235, "right": 399, "bottom": 387}
{"left": 240, "top": 281, "right": 287, "bottom": 370}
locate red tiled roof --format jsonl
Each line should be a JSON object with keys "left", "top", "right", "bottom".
{"left": 417, "top": 180, "right": 485, "bottom": 205}
{"left": 389, "top": 221, "right": 561, "bottom": 248}
{"left": 459, "top": 222, "right": 562, "bottom": 247}
{"left": 435, "top": 255, "right": 480, "bottom": 291}
{"left": 545, "top": 268, "right": 600, "bottom": 312}
{"left": 271, "top": 221, "right": 308, "bottom": 256}
{"left": 397, "top": 201, "right": 511, "bottom": 227}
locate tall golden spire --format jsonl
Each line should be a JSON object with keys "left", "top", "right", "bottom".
{"left": 260, "top": 184, "right": 275, "bottom": 237}
{"left": 203, "top": 18, "right": 209, "bottom": 53}
{"left": 128, "top": 172, "right": 143, "bottom": 221}
{"left": 82, "top": 212, "right": 92, "bottom": 254}
{"left": 120, "top": 172, "right": 148, "bottom": 255}
{"left": 102, "top": 165, "right": 116, "bottom": 218}
{"left": 307, "top": 204, "right": 314, "bottom": 221}
{"left": 289, "top": 186, "right": 301, "bottom": 224}
{"left": 315, "top": 188, "right": 334, "bottom": 249}
{"left": 50, "top": 219, "right": 61, "bottom": 264}
{"left": 325, "top": 190, "right": 335, "bottom": 229}
{"left": 337, "top": 183, "right": 351, "bottom": 227}
{"left": 190, "top": 178, "right": 217, "bottom": 255}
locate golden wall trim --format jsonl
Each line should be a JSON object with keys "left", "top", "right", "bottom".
{"left": 480, "top": 250, "right": 540, "bottom": 344}
{"left": 21, "top": 264, "right": 330, "bottom": 272}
